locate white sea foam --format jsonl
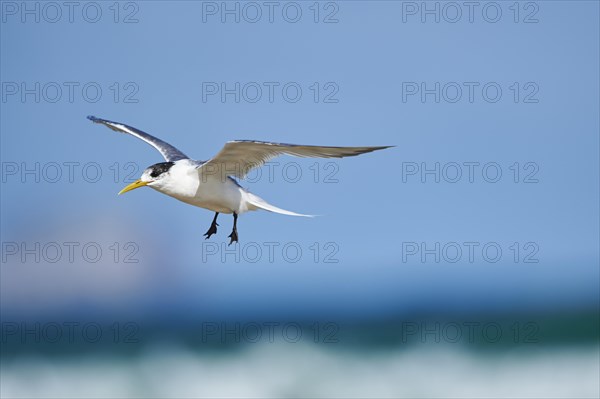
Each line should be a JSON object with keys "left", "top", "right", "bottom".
{"left": 2, "top": 343, "right": 598, "bottom": 398}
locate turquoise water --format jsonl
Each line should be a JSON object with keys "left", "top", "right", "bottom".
{"left": 2, "top": 342, "right": 598, "bottom": 398}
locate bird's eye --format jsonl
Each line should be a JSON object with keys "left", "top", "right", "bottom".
{"left": 147, "top": 162, "right": 174, "bottom": 179}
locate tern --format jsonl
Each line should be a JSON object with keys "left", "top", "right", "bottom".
{"left": 88, "top": 116, "right": 392, "bottom": 244}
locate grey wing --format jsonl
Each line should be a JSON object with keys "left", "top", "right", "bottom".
{"left": 199, "top": 140, "right": 393, "bottom": 180}
{"left": 87, "top": 116, "right": 189, "bottom": 162}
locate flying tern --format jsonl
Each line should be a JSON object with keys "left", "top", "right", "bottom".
{"left": 88, "top": 116, "right": 392, "bottom": 244}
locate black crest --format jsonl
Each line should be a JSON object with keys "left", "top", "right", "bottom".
{"left": 148, "top": 162, "right": 175, "bottom": 178}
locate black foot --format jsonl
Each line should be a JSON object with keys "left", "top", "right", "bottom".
{"left": 204, "top": 213, "right": 220, "bottom": 239}
{"left": 228, "top": 229, "right": 238, "bottom": 245}
{"left": 203, "top": 223, "right": 218, "bottom": 239}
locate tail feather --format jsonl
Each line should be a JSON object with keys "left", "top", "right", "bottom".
{"left": 244, "top": 192, "right": 314, "bottom": 217}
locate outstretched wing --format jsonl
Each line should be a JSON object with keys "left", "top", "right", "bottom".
{"left": 87, "top": 116, "right": 189, "bottom": 162}
{"left": 199, "top": 140, "right": 393, "bottom": 180}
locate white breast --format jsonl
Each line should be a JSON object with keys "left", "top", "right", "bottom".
{"left": 150, "top": 159, "right": 244, "bottom": 214}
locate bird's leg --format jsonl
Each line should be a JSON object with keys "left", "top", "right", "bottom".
{"left": 228, "top": 212, "right": 239, "bottom": 245}
{"left": 203, "top": 212, "right": 219, "bottom": 239}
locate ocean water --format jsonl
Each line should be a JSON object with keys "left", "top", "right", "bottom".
{"left": 2, "top": 342, "right": 598, "bottom": 398}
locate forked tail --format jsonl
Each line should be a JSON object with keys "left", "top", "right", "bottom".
{"left": 244, "top": 192, "right": 314, "bottom": 217}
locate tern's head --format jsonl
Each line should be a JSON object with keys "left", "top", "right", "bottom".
{"left": 118, "top": 162, "right": 175, "bottom": 195}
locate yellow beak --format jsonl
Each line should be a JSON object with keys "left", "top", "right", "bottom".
{"left": 118, "top": 179, "right": 148, "bottom": 195}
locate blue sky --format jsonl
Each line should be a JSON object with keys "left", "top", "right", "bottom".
{"left": 1, "top": 1, "right": 598, "bottom": 320}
